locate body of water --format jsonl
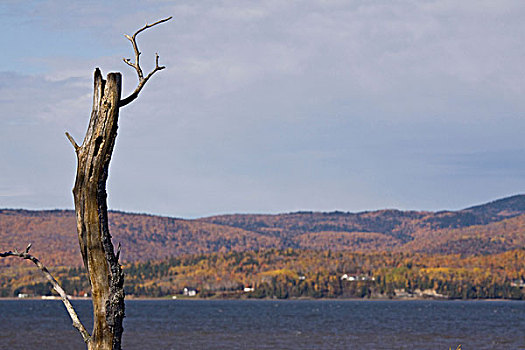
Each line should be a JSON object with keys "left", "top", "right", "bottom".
{"left": 0, "top": 299, "right": 523, "bottom": 349}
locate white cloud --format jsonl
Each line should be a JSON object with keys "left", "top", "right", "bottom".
{"left": 1, "top": 0, "right": 525, "bottom": 216}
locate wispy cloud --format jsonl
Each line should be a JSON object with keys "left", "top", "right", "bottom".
{"left": 1, "top": 1, "right": 524, "bottom": 216}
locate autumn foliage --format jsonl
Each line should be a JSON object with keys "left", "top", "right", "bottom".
{"left": 1, "top": 195, "right": 525, "bottom": 299}
{"left": 2, "top": 195, "right": 525, "bottom": 268}
{"left": 2, "top": 249, "right": 524, "bottom": 300}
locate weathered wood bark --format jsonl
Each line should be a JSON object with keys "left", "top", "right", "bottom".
{"left": 66, "top": 17, "right": 171, "bottom": 350}
{"left": 73, "top": 69, "right": 125, "bottom": 350}
{"left": 2, "top": 17, "right": 170, "bottom": 350}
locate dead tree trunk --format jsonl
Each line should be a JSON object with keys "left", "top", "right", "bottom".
{"left": 65, "top": 17, "right": 171, "bottom": 350}
{"left": 1, "top": 17, "right": 171, "bottom": 350}
{"left": 71, "top": 69, "right": 124, "bottom": 350}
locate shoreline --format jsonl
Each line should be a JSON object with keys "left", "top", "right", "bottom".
{"left": 1, "top": 296, "right": 522, "bottom": 302}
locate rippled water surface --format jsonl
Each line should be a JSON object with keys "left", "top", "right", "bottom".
{"left": 0, "top": 299, "right": 523, "bottom": 349}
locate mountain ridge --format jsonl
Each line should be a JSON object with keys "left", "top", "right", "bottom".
{"left": 1, "top": 194, "right": 524, "bottom": 266}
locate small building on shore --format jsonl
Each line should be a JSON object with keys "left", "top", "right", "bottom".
{"left": 183, "top": 287, "right": 197, "bottom": 297}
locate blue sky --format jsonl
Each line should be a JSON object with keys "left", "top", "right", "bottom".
{"left": 1, "top": 0, "right": 524, "bottom": 218}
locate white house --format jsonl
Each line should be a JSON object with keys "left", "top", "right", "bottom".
{"left": 183, "top": 287, "right": 197, "bottom": 297}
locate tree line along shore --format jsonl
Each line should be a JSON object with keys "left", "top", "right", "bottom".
{"left": 2, "top": 248, "right": 524, "bottom": 300}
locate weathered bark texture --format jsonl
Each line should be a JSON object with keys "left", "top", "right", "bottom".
{"left": 65, "top": 17, "right": 171, "bottom": 350}
{"left": 73, "top": 69, "right": 125, "bottom": 350}
{"left": 1, "top": 17, "right": 170, "bottom": 350}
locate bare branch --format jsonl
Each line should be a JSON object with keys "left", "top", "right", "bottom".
{"left": 120, "top": 16, "right": 172, "bottom": 107}
{"left": 65, "top": 132, "right": 80, "bottom": 151}
{"left": 1, "top": 246, "right": 91, "bottom": 344}
{"left": 134, "top": 17, "right": 173, "bottom": 38}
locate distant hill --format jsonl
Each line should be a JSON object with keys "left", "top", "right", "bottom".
{"left": 1, "top": 195, "right": 525, "bottom": 266}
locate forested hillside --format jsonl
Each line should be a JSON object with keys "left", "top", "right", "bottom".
{"left": 1, "top": 195, "right": 525, "bottom": 267}
{"left": 2, "top": 249, "right": 524, "bottom": 300}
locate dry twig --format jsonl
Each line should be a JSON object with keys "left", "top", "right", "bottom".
{"left": 120, "top": 16, "right": 172, "bottom": 107}
{"left": 1, "top": 245, "right": 91, "bottom": 344}
{"left": 65, "top": 131, "right": 80, "bottom": 151}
